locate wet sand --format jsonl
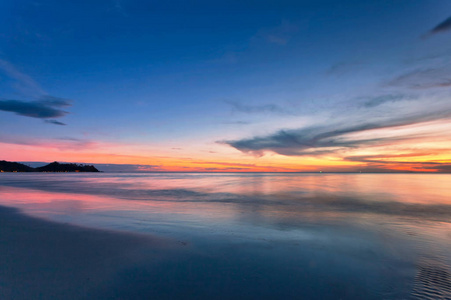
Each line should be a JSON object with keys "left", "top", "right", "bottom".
{"left": 3, "top": 172, "right": 451, "bottom": 299}
{"left": 0, "top": 204, "right": 377, "bottom": 300}
{"left": 0, "top": 205, "right": 176, "bottom": 299}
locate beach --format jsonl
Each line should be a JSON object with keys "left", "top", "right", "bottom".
{"left": 0, "top": 205, "right": 179, "bottom": 299}
{"left": 0, "top": 173, "right": 450, "bottom": 299}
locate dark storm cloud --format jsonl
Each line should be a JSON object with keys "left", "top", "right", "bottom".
{"left": 223, "top": 108, "right": 451, "bottom": 156}
{"left": 0, "top": 96, "right": 71, "bottom": 121}
{"left": 225, "top": 100, "right": 291, "bottom": 115}
{"left": 429, "top": 16, "right": 451, "bottom": 35}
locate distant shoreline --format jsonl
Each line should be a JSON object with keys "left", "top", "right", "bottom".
{"left": 1, "top": 170, "right": 448, "bottom": 174}
{"left": 0, "top": 160, "right": 100, "bottom": 173}
{"left": 2, "top": 160, "right": 449, "bottom": 174}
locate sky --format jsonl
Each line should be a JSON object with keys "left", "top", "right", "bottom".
{"left": 1, "top": 0, "right": 451, "bottom": 172}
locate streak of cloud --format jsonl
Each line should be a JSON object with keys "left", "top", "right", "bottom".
{"left": 222, "top": 108, "right": 451, "bottom": 157}
{"left": 222, "top": 121, "right": 251, "bottom": 125}
{"left": 387, "top": 68, "right": 451, "bottom": 89}
{"left": 258, "top": 21, "right": 299, "bottom": 45}
{"left": 193, "top": 161, "right": 256, "bottom": 168}
{"left": 429, "top": 16, "right": 451, "bottom": 35}
{"left": 327, "top": 61, "right": 364, "bottom": 76}
{"left": 44, "top": 120, "right": 66, "bottom": 126}
{"left": 0, "top": 135, "right": 98, "bottom": 150}
{"left": 342, "top": 153, "right": 451, "bottom": 173}
{"left": 362, "top": 94, "right": 412, "bottom": 108}
{"left": 0, "top": 59, "right": 45, "bottom": 96}
{"left": 225, "top": 100, "right": 292, "bottom": 115}
{"left": 0, "top": 59, "right": 73, "bottom": 125}
{"left": 0, "top": 96, "right": 71, "bottom": 120}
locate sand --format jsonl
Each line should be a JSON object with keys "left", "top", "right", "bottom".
{"left": 0, "top": 205, "right": 176, "bottom": 299}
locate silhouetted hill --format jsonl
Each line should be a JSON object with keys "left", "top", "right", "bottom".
{"left": 0, "top": 161, "right": 100, "bottom": 172}
{"left": 36, "top": 162, "right": 99, "bottom": 172}
{"left": 0, "top": 161, "right": 34, "bottom": 172}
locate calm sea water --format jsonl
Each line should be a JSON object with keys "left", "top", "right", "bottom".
{"left": 1, "top": 173, "right": 450, "bottom": 299}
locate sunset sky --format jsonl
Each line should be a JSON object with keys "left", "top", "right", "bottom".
{"left": 1, "top": 0, "right": 451, "bottom": 172}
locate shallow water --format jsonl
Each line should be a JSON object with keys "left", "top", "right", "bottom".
{"left": 0, "top": 173, "right": 450, "bottom": 299}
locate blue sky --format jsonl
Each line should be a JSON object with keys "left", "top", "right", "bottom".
{"left": 1, "top": 0, "right": 451, "bottom": 172}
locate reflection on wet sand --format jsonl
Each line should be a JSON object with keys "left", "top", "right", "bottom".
{"left": 0, "top": 205, "right": 177, "bottom": 299}
{"left": 0, "top": 173, "right": 450, "bottom": 299}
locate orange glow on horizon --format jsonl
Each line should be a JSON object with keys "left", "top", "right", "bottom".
{"left": 1, "top": 127, "right": 451, "bottom": 173}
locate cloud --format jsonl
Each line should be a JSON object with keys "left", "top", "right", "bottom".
{"left": 0, "top": 59, "right": 72, "bottom": 125}
{"left": 52, "top": 137, "right": 98, "bottom": 149}
{"left": 327, "top": 61, "right": 364, "bottom": 76}
{"left": 0, "top": 135, "right": 98, "bottom": 150}
{"left": 0, "top": 59, "right": 45, "bottom": 96}
{"left": 193, "top": 161, "right": 256, "bottom": 168}
{"left": 341, "top": 153, "right": 451, "bottom": 173}
{"left": 387, "top": 68, "right": 451, "bottom": 89}
{"left": 422, "top": 164, "right": 451, "bottom": 172}
{"left": 428, "top": 16, "right": 451, "bottom": 35}
{"left": 362, "top": 94, "right": 412, "bottom": 108}
{"left": 344, "top": 152, "right": 433, "bottom": 163}
{"left": 44, "top": 120, "right": 66, "bottom": 126}
{"left": 39, "top": 95, "right": 72, "bottom": 107}
{"left": 225, "top": 100, "right": 291, "bottom": 115}
{"left": 222, "top": 121, "right": 251, "bottom": 125}
{"left": 223, "top": 107, "right": 451, "bottom": 157}
{"left": 258, "top": 21, "right": 299, "bottom": 45}
{"left": 0, "top": 96, "right": 71, "bottom": 120}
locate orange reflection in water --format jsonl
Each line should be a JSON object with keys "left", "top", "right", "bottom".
{"left": 0, "top": 185, "right": 238, "bottom": 226}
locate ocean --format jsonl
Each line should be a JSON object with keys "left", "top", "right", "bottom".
{"left": 0, "top": 173, "right": 450, "bottom": 299}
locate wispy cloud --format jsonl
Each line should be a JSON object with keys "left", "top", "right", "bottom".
{"left": 362, "top": 94, "right": 413, "bottom": 108}
{"left": 44, "top": 120, "right": 66, "bottom": 126}
{"left": 225, "top": 100, "right": 292, "bottom": 115}
{"left": 193, "top": 161, "right": 256, "bottom": 168}
{"left": 387, "top": 68, "right": 451, "bottom": 89}
{"left": 0, "top": 59, "right": 73, "bottom": 125}
{"left": 0, "top": 96, "right": 71, "bottom": 120}
{"left": 428, "top": 16, "right": 451, "bottom": 35}
{"left": 257, "top": 20, "right": 298, "bottom": 45}
{"left": 342, "top": 152, "right": 451, "bottom": 173}
{"left": 0, "top": 135, "right": 98, "bottom": 150}
{"left": 0, "top": 59, "right": 45, "bottom": 97}
{"left": 222, "top": 120, "right": 251, "bottom": 125}
{"left": 327, "top": 61, "right": 364, "bottom": 76}
{"left": 223, "top": 106, "right": 451, "bottom": 157}
{"left": 422, "top": 164, "right": 451, "bottom": 172}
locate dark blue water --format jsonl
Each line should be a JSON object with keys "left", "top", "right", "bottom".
{"left": 0, "top": 173, "right": 450, "bottom": 299}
